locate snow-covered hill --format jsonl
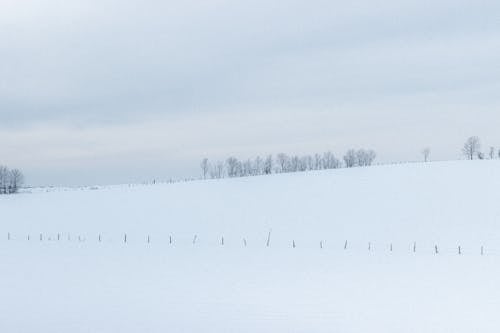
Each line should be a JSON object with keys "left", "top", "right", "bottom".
{"left": 1, "top": 160, "right": 500, "bottom": 332}
{"left": 4, "top": 160, "right": 500, "bottom": 251}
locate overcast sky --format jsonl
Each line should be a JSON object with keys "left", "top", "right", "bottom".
{"left": 1, "top": 0, "right": 500, "bottom": 186}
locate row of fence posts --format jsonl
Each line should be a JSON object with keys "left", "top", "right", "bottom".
{"left": 5, "top": 232, "right": 487, "bottom": 254}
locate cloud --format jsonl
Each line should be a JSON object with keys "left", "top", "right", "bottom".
{"left": 1, "top": 0, "right": 499, "bottom": 185}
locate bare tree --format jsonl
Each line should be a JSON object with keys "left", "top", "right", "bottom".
{"left": 263, "top": 155, "right": 273, "bottom": 175}
{"left": 209, "top": 161, "right": 225, "bottom": 179}
{"left": 314, "top": 153, "right": 323, "bottom": 170}
{"left": 462, "top": 136, "right": 481, "bottom": 160}
{"left": 215, "top": 161, "right": 225, "bottom": 178}
{"left": 356, "top": 149, "right": 376, "bottom": 166}
{"left": 276, "top": 153, "right": 290, "bottom": 173}
{"left": 290, "top": 156, "right": 300, "bottom": 172}
{"left": 356, "top": 149, "right": 367, "bottom": 166}
{"left": 323, "top": 151, "right": 340, "bottom": 169}
{"left": 0, "top": 166, "right": 8, "bottom": 194}
{"left": 200, "top": 158, "right": 209, "bottom": 179}
{"left": 254, "top": 156, "right": 263, "bottom": 175}
{"left": 209, "top": 167, "right": 218, "bottom": 179}
{"left": 9, "top": 169, "right": 24, "bottom": 193}
{"left": 304, "top": 155, "right": 314, "bottom": 171}
{"left": 422, "top": 147, "right": 431, "bottom": 162}
{"left": 366, "top": 150, "right": 376, "bottom": 166}
{"left": 297, "top": 156, "right": 307, "bottom": 172}
{"left": 242, "top": 159, "right": 253, "bottom": 176}
{"left": 226, "top": 157, "right": 241, "bottom": 177}
{"left": 343, "top": 149, "right": 358, "bottom": 168}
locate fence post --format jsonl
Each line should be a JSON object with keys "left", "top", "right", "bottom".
{"left": 344, "top": 240, "right": 348, "bottom": 250}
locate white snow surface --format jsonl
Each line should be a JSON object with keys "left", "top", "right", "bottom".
{"left": 2, "top": 160, "right": 500, "bottom": 332}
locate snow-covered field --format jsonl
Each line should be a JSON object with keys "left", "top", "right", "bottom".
{"left": 2, "top": 160, "right": 500, "bottom": 332}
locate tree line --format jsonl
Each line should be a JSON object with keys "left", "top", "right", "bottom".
{"left": 461, "top": 136, "right": 500, "bottom": 160}
{"left": 419, "top": 136, "right": 500, "bottom": 163}
{"left": 0, "top": 165, "right": 24, "bottom": 194}
{"left": 200, "top": 135, "right": 499, "bottom": 181}
{"left": 200, "top": 149, "right": 376, "bottom": 179}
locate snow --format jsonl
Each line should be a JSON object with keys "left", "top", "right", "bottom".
{"left": 1, "top": 160, "right": 500, "bottom": 332}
